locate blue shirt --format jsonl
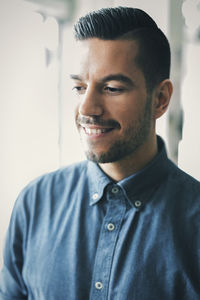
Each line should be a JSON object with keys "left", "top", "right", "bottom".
{"left": 1, "top": 136, "right": 200, "bottom": 300}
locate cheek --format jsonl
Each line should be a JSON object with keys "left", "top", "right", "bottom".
{"left": 113, "top": 103, "right": 148, "bottom": 130}
{"left": 110, "top": 103, "right": 138, "bottom": 122}
{"left": 74, "top": 105, "right": 80, "bottom": 125}
{"left": 72, "top": 91, "right": 82, "bottom": 113}
{"left": 74, "top": 98, "right": 82, "bottom": 114}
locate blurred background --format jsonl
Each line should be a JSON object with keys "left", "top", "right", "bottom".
{"left": 0, "top": 0, "right": 200, "bottom": 266}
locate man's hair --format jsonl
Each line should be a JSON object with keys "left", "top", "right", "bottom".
{"left": 74, "top": 6, "right": 171, "bottom": 93}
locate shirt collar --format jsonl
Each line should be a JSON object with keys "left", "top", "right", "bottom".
{"left": 87, "top": 136, "right": 172, "bottom": 207}
{"left": 87, "top": 160, "right": 112, "bottom": 205}
{"left": 118, "top": 136, "right": 172, "bottom": 207}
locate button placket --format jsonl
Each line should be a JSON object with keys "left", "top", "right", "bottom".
{"left": 89, "top": 187, "right": 126, "bottom": 299}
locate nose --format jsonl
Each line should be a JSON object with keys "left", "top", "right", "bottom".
{"left": 78, "top": 86, "right": 104, "bottom": 117}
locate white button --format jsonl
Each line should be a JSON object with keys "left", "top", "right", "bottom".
{"left": 95, "top": 281, "right": 103, "bottom": 290}
{"left": 92, "top": 193, "right": 98, "bottom": 200}
{"left": 135, "top": 200, "right": 142, "bottom": 207}
{"left": 107, "top": 223, "right": 115, "bottom": 231}
{"left": 111, "top": 186, "right": 119, "bottom": 194}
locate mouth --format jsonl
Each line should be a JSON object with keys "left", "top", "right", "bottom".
{"left": 77, "top": 116, "right": 120, "bottom": 140}
{"left": 84, "top": 127, "right": 113, "bottom": 135}
{"left": 80, "top": 125, "right": 115, "bottom": 138}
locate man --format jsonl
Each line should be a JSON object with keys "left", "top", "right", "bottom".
{"left": 0, "top": 6, "right": 200, "bottom": 300}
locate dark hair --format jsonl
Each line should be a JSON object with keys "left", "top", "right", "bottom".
{"left": 74, "top": 7, "right": 171, "bottom": 93}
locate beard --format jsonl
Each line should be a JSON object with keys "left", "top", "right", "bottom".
{"left": 77, "top": 96, "right": 152, "bottom": 164}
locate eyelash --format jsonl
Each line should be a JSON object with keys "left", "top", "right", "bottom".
{"left": 72, "top": 86, "right": 86, "bottom": 94}
{"left": 104, "top": 87, "right": 124, "bottom": 93}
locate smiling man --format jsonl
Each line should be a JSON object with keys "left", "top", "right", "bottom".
{"left": 1, "top": 6, "right": 200, "bottom": 300}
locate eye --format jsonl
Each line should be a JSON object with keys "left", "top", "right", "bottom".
{"left": 104, "top": 86, "right": 125, "bottom": 94}
{"left": 72, "top": 86, "right": 86, "bottom": 95}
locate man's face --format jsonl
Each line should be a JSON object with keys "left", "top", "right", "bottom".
{"left": 71, "top": 38, "right": 155, "bottom": 163}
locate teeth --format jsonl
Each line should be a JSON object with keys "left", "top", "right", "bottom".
{"left": 84, "top": 127, "right": 107, "bottom": 135}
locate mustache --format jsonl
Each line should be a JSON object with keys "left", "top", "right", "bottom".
{"left": 77, "top": 116, "right": 120, "bottom": 128}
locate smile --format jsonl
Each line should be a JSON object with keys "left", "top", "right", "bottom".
{"left": 81, "top": 126, "right": 114, "bottom": 137}
{"left": 85, "top": 128, "right": 108, "bottom": 135}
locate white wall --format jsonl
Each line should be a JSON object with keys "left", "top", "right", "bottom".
{"left": 0, "top": 0, "right": 60, "bottom": 265}
{"left": 178, "top": 0, "right": 200, "bottom": 180}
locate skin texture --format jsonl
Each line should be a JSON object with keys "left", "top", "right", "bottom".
{"left": 71, "top": 38, "right": 173, "bottom": 181}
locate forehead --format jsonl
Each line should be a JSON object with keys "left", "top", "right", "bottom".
{"left": 71, "top": 38, "right": 140, "bottom": 79}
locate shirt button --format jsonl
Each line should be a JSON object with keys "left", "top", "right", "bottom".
{"left": 107, "top": 223, "right": 115, "bottom": 231}
{"left": 135, "top": 200, "right": 142, "bottom": 207}
{"left": 111, "top": 186, "right": 119, "bottom": 194}
{"left": 92, "top": 193, "right": 98, "bottom": 200}
{"left": 95, "top": 281, "right": 103, "bottom": 290}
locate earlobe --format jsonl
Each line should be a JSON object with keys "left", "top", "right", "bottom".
{"left": 153, "top": 79, "right": 173, "bottom": 120}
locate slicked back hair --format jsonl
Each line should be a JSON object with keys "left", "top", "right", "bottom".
{"left": 74, "top": 7, "right": 171, "bottom": 93}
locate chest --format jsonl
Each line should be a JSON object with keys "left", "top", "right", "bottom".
{"left": 22, "top": 191, "right": 200, "bottom": 300}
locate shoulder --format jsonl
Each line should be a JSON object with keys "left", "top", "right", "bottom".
{"left": 6, "top": 161, "right": 90, "bottom": 243}
{"left": 24, "top": 160, "right": 88, "bottom": 191}
{"left": 166, "top": 160, "right": 200, "bottom": 200}
{"left": 170, "top": 162, "right": 200, "bottom": 188}
{"left": 14, "top": 160, "right": 89, "bottom": 210}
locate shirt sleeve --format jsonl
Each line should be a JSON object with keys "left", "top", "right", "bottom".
{"left": 0, "top": 191, "right": 28, "bottom": 299}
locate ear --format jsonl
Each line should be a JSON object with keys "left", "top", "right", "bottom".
{"left": 152, "top": 79, "right": 173, "bottom": 120}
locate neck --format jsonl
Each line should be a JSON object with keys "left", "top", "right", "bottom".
{"left": 99, "top": 135, "right": 158, "bottom": 182}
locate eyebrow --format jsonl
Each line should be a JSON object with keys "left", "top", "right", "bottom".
{"left": 101, "top": 74, "right": 134, "bottom": 86}
{"left": 70, "top": 74, "right": 83, "bottom": 81}
{"left": 70, "top": 73, "right": 134, "bottom": 86}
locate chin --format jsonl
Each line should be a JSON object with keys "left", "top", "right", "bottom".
{"left": 85, "top": 152, "right": 114, "bottom": 163}
{"left": 84, "top": 145, "right": 138, "bottom": 164}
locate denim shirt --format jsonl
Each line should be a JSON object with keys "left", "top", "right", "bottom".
{"left": 1, "top": 137, "right": 200, "bottom": 300}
